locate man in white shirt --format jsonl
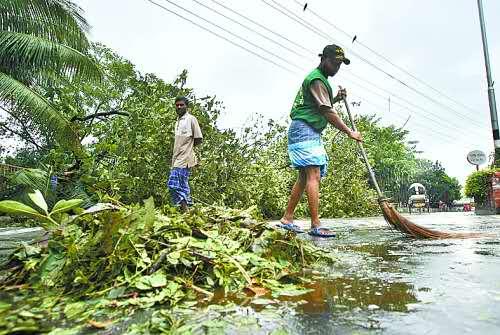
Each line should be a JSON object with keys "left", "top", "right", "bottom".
{"left": 167, "top": 97, "right": 203, "bottom": 211}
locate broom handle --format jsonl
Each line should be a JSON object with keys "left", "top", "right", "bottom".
{"left": 342, "top": 97, "right": 384, "bottom": 198}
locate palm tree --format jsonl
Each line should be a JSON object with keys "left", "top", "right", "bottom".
{"left": 0, "top": 0, "right": 101, "bottom": 157}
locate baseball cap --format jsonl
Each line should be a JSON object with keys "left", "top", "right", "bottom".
{"left": 319, "top": 44, "right": 350, "bottom": 65}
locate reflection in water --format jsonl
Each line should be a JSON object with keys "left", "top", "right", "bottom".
{"left": 190, "top": 275, "right": 418, "bottom": 335}
{"left": 292, "top": 276, "right": 418, "bottom": 313}
{"left": 342, "top": 243, "right": 407, "bottom": 262}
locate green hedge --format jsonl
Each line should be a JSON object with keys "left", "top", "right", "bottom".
{"left": 464, "top": 168, "right": 500, "bottom": 204}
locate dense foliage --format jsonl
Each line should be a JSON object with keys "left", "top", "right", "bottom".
{"left": 1, "top": 43, "right": 463, "bottom": 217}
{"left": 414, "top": 160, "right": 462, "bottom": 205}
{"left": 0, "top": 0, "right": 101, "bottom": 157}
{"left": 464, "top": 168, "right": 500, "bottom": 205}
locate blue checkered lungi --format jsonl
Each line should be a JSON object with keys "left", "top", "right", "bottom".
{"left": 288, "top": 119, "right": 328, "bottom": 177}
{"left": 167, "top": 167, "right": 193, "bottom": 205}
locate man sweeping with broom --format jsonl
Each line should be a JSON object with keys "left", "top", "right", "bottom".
{"left": 278, "top": 44, "right": 362, "bottom": 237}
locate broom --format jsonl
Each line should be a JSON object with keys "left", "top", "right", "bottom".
{"left": 342, "top": 97, "right": 482, "bottom": 239}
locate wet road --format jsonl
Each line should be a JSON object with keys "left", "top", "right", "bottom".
{"left": 2, "top": 212, "right": 499, "bottom": 334}
{"left": 262, "top": 212, "right": 500, "bottom": 335}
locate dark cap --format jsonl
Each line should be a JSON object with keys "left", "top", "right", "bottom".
{"left": 319, "top": 44, "right": 350, "bottom": 65}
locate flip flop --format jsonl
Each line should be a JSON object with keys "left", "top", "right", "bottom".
{"left": 276, "top": 222, "right": 305, "bottom": 233}
{"left": 308, "top": 227, "right": 336, "bottom": 238}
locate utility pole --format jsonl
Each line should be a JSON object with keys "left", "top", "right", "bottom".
{"left": 477, "top": 0, "right": 499, "bottom": 166}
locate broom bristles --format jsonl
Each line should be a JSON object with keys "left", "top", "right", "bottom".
{"left": 379, "top": 200, "right": 484, "bottom": 239}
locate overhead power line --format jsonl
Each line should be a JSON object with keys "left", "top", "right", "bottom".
{"left": 144, "top": 0, "right": 298, "bottom": 74}
{"left": 342, "top": 73, "right": 483, "bottom": 135}
{"left": 162, "top": 0, "right": 306, "bottom": 71}
{"left": 144, "top": 0, "right": 486, "bottom": 144}
{"left": 261, "top": 0, "right": 488, "bottom": 128}
{"left": 348, "top": 90, "right": 472, "bottom": 143}
{"left": 348, "top": 92, "right": 460, "bottom": 144}
{"left": 192, "top": 0, "right": 311, "bottom": 60}
{"left": 189, "top": 0, "right": 484, "bottom": 136}
{"left": 345, "top": 77, "right": 484, "bottom": 138}
{"left": 208, "top": 0, "right": 314, "bottom": 55}
{"left": 348, "top": 90, "right": 488, "bottom": 147}
{"left": 293, "top": 0, "right": 483, "bottom": 116}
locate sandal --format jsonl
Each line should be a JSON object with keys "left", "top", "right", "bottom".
{"left": 277, "top": 222, "right": 305, "bottom": 233}
{"left": 308, "top": 227, "right": 336, "bottom": 238}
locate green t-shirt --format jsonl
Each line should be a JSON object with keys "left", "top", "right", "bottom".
{"left": 290, "top": 68, "right": 334, "bottom": 132}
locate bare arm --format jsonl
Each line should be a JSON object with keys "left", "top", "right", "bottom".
{"left": 191, "top": 116, "right": 203, "bottom": 146}
{"left": 310, "top": 80, "right": 362, "bottom": 141}
{"left": 322, "top": 110, "right": 357, "bottom": 136}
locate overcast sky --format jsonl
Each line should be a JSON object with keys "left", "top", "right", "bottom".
{"left": 75, "top": 0, "right": 499, "bottom": 185}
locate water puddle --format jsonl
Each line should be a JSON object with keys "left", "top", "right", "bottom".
{"left": 291, "top": 276, "right": 418, "bottom": 313}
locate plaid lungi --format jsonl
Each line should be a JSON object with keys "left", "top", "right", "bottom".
{"left": 288, "top": 119, "right": 328, "bottom": 177}
{"left": 167, "top": 167, "right": 193, "bottom": 205}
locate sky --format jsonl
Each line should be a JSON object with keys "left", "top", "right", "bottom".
{"left": 75, "top": 0, "right": 499, "bottom": 185}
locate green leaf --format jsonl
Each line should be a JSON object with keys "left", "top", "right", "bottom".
{"left": 149, "top": 272, "right": 167, "bottom": 288}
{"left": 167, "top": 251, "right": 181, "bottom": 265}
{"left": 135, "top": 279, "right": 151, "bottom": 291}
{"left": 225, "top": 254, "right": 252, "bottom": 285}
{"left": 0, "top": 0, "right": 91, "bottom": 51}
{"left": 11, "top": 169, "right": 49, "bottom": 193}
{"left": 0, "top": 200, "right": 45, "bottom": 219}
{"left": 28, "top": 189, "right": 48, "bottom": 214}
{"left": 107, "top": 287, "right": 126, "bottom": 299}
{"left": 18, "top": 310, "right": 43, "bottom": 319}
{"left": 142, "top": 197, "right": 156, "bottom": 229}
{"left": 135, "top": 271, "right": 167, "bottom": 290}
{"left": 0, "top": 31, "right": 101, "bottom": 81}
{"left": 39, "top": 246, "right": 66, "bottom": 286}
{"left": 0, "top": 72, "right": 85, "bottom": 156}
{"left": 63, "top": 302, "right": 87, "bottom": 319}
{"left": 50, "top": 199, "right": 83, "bottom": 216}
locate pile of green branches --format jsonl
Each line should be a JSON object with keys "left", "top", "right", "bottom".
{"left": 0, "top": 196, "right": 334, "bottom": 333}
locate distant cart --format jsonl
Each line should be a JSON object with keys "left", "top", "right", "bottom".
{"left": 452, "top": 198, "right": 475, "bottom": 212}
{"left": 408, "top": 183, "right": 430, "bottom": 214}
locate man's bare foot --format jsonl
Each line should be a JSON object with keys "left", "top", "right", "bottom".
{"left": 280, "top": 217, "right": 293, "bottom": 225}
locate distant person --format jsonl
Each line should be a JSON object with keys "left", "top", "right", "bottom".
{"left": 278, "top": 44, "right": 362, "bottom": 237}
{"left": 167, "top": 97, "right": 203, "bottom": 211}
